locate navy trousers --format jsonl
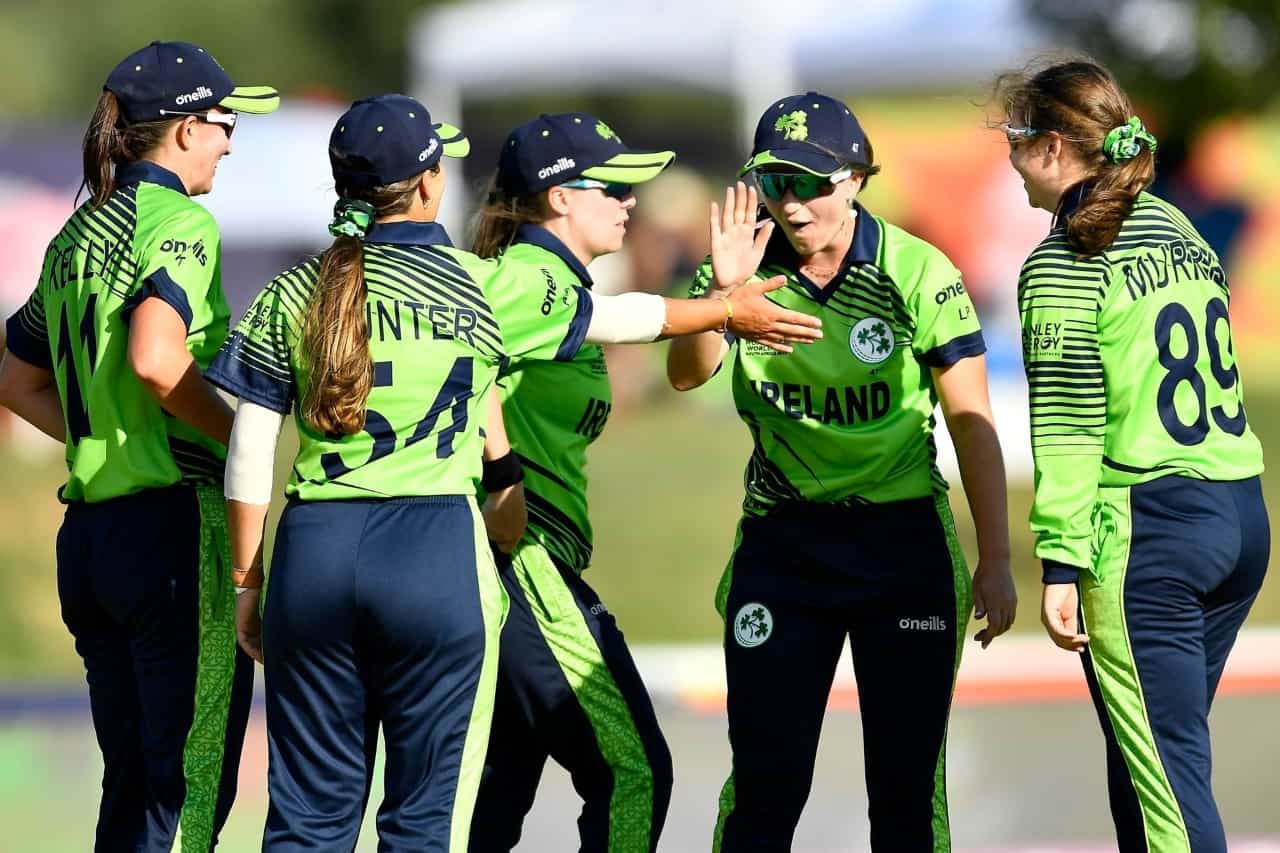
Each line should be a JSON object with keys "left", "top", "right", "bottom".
{"left": 1079, "top": 475, "right": 1269, "bottom": 853}
{"left": 261, "top": 496, "right": 505, "bottom": 853}
{"left": 57, "top": 484, "right": 253, "bottom": 852}
{"left": 469, "top": 542, "right": 672, "bottom": 852}
{"left": 713, "top": 495, "right": 971, "bottom": 853}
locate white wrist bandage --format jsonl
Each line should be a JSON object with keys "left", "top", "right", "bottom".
{"left": 584, "top": 292, "right": 667, "bottom": 344}
{"left": 224, "top": 401, "right": 284, "bottom": 505}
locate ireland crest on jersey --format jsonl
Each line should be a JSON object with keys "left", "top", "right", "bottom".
{"left": 850, "top": 316, "right": 894, "bottom": 364}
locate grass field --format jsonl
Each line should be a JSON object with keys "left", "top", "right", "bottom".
{"left": 1, "top": 372, "right": 1278, "bottom": 677}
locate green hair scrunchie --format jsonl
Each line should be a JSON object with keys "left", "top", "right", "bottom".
{"left": 1103, "top": 116, "right": 1158, "bottom": 163}
{"left": 329, "top": 198, "right": 375, "bottom": 238}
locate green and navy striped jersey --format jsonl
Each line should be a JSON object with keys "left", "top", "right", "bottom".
{"left": 206, "top": 220, "right": 592, "bottom": 501}
{"left": 5, "top": 162, "right": 229, "bottom": 503}
{"left": 688, "top": 203, "right": 985, "bottom": 514}
{"left": 1020, "top": 189, "right": 1264, "bottom": 577}
{"left": 492, "top": 226, "right": 611, "bottom": 574}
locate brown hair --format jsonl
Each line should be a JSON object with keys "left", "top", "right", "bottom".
{"left": 470, "top": 171, "right": 548, "bottom": 259}
{"left": 80, "top": 91, "right": 176, "bottom": 208}
{"left": 299, "top": 166, "right": 426, "bottom": 436}
{"left": 993, "top": 57, "right": 1156, "bottom": 255}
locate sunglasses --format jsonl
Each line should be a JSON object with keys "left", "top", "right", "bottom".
{"left": 756, "top": 167, "right": 853, "bottom": 202}
{"left": 560, "top": 178, "right": 633, "bottom": 199}
{"left": 158, "top": 109, "right": 237, "bottom": 138}
{"left": 1000, "top": 123, "right": 1041, "bottom": 144}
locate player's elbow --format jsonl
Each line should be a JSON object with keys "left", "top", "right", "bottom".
{"left": 665, "top": 355, "right": 713, "bottom": 392}
{"left": 668, "top": 373, "right": 705, "bottom": 393}
{"left": 0, "top": 350, "right": 52, "bottom": 409}
{"left": 127, "top": 338, "right": 181, "bottom": 397}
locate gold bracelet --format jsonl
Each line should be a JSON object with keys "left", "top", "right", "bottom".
{"left": 716, "top": 296, "right": 733, "bottom": 333}
{"left": 232, "top": 565, "right": 264, "bottom": 587}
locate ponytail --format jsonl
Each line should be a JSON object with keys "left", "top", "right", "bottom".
{"left": 1066, "top": 142, "right": 1154, "bottom": 256}
{"left": 470, "top": 171, "right": 545, "bottom": 259}
{"left": 301, "top": 208, "right": 374, "bottom": 436}
{"left": 79, "top": 90, "right": 177, "bottom": 208}
{"left": 300, "top": 172, "right": 422, "bottom": 436}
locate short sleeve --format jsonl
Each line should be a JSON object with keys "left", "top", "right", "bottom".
{"left": 205, "top": 279, "right": 299, "bottom": 414}
{"left": 4, "top": 285, "right": 52, "bottom": 369}
{"left": 485, "top": 259, "right": 593, "bottom": 364}
{"left": 909, "top": 253, "right": 985, "bottom": 367}
{"left": 124, "top": 205, "right": 221, "bottom": 330}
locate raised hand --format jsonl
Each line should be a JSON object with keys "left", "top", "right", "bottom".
{"left": 710, "top": 182, "right": 775, "bottom": 294}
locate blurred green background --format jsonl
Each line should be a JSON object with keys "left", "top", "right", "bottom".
{"left": 5, "top": 373, "right": 1280, "bottom": 679}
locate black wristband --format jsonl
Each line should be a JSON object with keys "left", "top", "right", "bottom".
{"left": 1041, "top": 559, "right": 1083, "bottom": 585}
{"left": 482, "top": 450, "right": 524, "bottom": 493}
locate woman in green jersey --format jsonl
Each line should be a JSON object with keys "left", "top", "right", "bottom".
{"left": 466, "top": 112, "right": 710, "bottom": 853}
{"left": 0, "top": 41, "right": 277, "bottom": 851}
{"left": 996, "top": 58, "right": 1268, "bottom": 853}
{"left": 667, "top": 91, "right": 1016, "bottom": 852}
{"left": 207, "top": 95, "right": 819, "bottom": 851}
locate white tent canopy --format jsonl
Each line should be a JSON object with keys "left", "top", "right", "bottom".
{"left": 202, "top": 0, "right": 1044, "bottom": 245}
{"left": 411, "top": 0, "right": 1044, "bottom": 232}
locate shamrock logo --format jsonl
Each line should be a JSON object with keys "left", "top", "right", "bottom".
{"left": 850, "top": 317, "right": 895, "bottom": 364}
{"left": 774, "top": 110, "right": 809, "bottom": 141}
{"left": 733, "top": 602, "right": 774, "bottom": 648}
{"left": 596, "top": 120, "right": 619, "bottom": 142}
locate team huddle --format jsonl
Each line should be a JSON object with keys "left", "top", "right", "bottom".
{"left": 0, "top": 39, "right": 1267, "bottom": 853}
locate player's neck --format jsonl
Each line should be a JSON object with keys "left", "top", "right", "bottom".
{"left": 797, "top": 210, "right": 856, "bottom": 288}
{"left": 540, "top": 219, "right": 594, "bottom": 269}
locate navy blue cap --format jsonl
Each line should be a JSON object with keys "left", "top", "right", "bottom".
{"left": 496, "top": 113, "right": 675, "bottom": 197}
{"left": 104, "top": 41, "right": 279, "bottom": 123}
{"left": 329, "top": 94, "right": 470, "bottom": 189}
{"left": 741, "top": 92, "right": 872, "bottom": 176}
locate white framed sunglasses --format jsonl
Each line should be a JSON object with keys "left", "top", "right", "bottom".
{"left": 755, "top": 167, "right": 854, "bottom": 202}
{"left": 560, "top": 178, "right": 633, "bottom": 199}
{"left": 1000, "top": 122, "right": 1041, "bottom": 143}
{"left": 158, "top": 109, "right": 237, "bottom": 136}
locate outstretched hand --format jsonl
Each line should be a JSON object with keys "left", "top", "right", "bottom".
{"left": 726, "top": 277, "right": 823, "bottom": 352}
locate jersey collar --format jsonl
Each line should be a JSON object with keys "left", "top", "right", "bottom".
{"left": 116, "top": 161, "right": 188, "bottom": 195}
{"left": 1052, "top": 180, "right": 1095, "bottom": 230}
{"left": 513, "top": 224, "right": 594, "bottom": 288}
{"left": 762, "top": 201, "right": 882, "bottom": 305}
{"left": 363, "top": 220, "right": 454, "bottom": 247}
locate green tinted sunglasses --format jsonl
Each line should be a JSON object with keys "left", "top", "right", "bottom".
{"left": 756, "top": 167, "right": 853, "bottom": 202}
{"left": 560, "top": 178, "right": 634, "bottom": 199}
